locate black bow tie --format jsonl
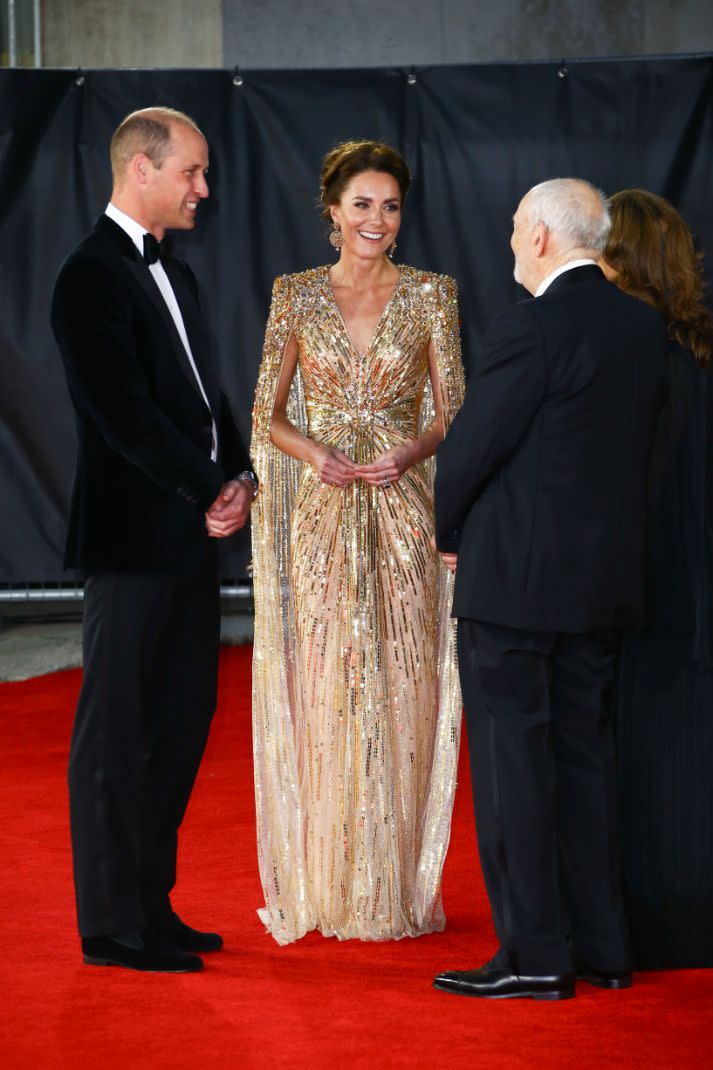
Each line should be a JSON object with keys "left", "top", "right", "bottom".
{"left": 143, "top": 232, "right": 164, "bottom": 266}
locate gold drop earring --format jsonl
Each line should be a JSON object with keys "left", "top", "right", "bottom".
{"left": 387, "top": 240, "right": 397, "bottom": 260}
{"left": 329, "top": 222, "right": 343, "bottom": 250}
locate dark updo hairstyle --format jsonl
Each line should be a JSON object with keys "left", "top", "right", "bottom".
{"left": 319, "top": 140, "right": 411, "bottom": 221}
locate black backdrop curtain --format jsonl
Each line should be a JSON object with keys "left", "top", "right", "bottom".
{"left": 1, "top": 55, "right": 712, "bottom": 582}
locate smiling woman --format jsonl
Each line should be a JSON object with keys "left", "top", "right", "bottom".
{"left": 320, "top": 139, "right": 410, "bottom": 257}
{"left": 249, "top": 139, "right": 466, "bottom": 945}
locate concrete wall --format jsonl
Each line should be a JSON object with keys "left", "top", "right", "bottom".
{"left": 224, "top": 0, "right": 713, "bottom": 69}
{"left": 41, "top": 0, "right": 223, "bottom": 68}
{"left": 38, "top": 0, "right": 713, "bottom": 70}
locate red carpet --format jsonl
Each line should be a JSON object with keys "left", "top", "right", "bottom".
{"left": 0, "top": 646, "right": 710, "bottom": 1069}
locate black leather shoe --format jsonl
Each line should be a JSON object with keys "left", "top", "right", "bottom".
{"left": 81, "top": 936, "right": 203, "bottom": 973}
{"left": 576, "top": 964, "right": 632, "bottom": 989}
{"left": 433, "top": 960, "right": 575, "bottom": 1001}
{"left": 170, "top": 912, "right": 224, "bottom": 953}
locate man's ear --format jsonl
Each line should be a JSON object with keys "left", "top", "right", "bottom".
{"left": 132, "top": 153, "right": 151, "bottom": 185}
{"left": 533, "top": 220, "right": 549, "bottom": 259}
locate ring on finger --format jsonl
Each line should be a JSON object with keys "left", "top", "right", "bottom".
{"left": 382, "top": 478, "right": 392, "bottom": 489}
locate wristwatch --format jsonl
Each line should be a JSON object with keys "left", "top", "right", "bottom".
{"left": 237, "top": 470, "right": 259, "bottom": 499}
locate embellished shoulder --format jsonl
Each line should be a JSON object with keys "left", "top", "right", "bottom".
{"left": 398, "top": 265, "right": 458, "bottom": 310}
{"left": 399, "top": 265, "right": 455, "bottom": 287}
{"left": 278, "top": 266, "right": 327, "bottom": 290}
{"left": 270, "top": 266, "right": 330, "bottom": 325}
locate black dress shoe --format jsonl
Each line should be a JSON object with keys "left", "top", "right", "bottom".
{"left": 433, "top": 959, "right": 575, "bottom": 1001}
{"left": 576, "top": 964, "right": 632, "bottom": 989}
{"left": 170, "top": 912, "right": 224, "bottom": 953}
{"left": 81, "top": 936, "right": 203, "bottom": 973}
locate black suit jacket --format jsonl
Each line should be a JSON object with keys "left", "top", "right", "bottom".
{"left": 51, "top": 215, "right": 252, "bottom": 573}
{"left": 435, "top": 265, "right": 669, "bottom": 631}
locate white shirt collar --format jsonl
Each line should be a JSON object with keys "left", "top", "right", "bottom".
{"left": 535, "top": 258, "right": 598, "bottom": 297}
{"left": 105, "top": 202, "right": 150, "bottom": 256}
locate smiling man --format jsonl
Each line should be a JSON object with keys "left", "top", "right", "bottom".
{"left": 51, "top": 107, "right": 257, "bottom": 973}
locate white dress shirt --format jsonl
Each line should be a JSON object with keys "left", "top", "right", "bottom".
{"left": 535, "top": 258, "right": 598, "bottom": 298}
{"left": 105, "top": 202, "right": 218, "bottom": 460}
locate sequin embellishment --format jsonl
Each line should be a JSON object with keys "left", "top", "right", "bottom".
{"left": 251, "top": 265, "right": 465, "bottom": 943}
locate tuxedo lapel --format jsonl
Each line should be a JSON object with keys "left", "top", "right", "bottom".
{"left": 163, "top": 259, "right": 221, "bottom": 418}
{"left": 120, "top": 255, "right": 209, "bottom": 408}
{"left": 94, "top": 215, "right": 216, "bottom": 415}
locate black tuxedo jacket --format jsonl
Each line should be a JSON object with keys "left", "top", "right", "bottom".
{"left": 435, "top": 265, "right": 669, "bottom": 631}
{"left": 51, "top": 215, "right": 252, "bottom": 573}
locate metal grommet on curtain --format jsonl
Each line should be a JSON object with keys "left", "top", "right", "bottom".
{"left": 407, "top": 71, "right": 417, "bottom": 86}
{"left": 74, "top": 67, "right": 85, "bottom": 87}
{"left": 232, "top": 66, "right": 244, "bottom": 87}
{"left": 557, "top": 60, "right": 568, "bottom": 79}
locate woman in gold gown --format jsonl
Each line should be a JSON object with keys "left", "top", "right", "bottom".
{"left": 251, "top": 141, "right": 465, "bottom": 944}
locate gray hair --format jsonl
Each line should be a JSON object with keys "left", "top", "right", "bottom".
{"left": 525, "top": 178, "right": 611, "bottom": 253}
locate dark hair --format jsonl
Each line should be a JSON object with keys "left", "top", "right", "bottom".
{"left": 319, "top": 140, "right": 410, "bottom": 221}
{"left": 604, "top": 189, "right": 713, "bottom": 365}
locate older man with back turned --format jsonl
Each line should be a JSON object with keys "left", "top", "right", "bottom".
{"left": 51, "top": 107, "right": 257, "bottom": 972}
{"left": 433, "top": 179, "right": 668, "bottom": 1000}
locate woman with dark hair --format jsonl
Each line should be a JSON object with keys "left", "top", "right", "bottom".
{"left": 250, "top": 141, "right": 464, "bottom": 944}
{"left": 601, "top": 189, "right": 713, "bottom": 968}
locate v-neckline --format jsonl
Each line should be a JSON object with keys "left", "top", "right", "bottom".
{"left": 325, "top": 265, "right": 403, "bottom": 361}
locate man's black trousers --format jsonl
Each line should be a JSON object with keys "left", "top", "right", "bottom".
{"left": 68, "top": 556, "right": 220, "bottom": 939}
{"left": 457, "top": 619, "right": 630, "bottom": 975}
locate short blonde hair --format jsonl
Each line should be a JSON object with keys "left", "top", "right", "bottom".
{"left": 110, "top": 107, "right": 203, "bottom": 185}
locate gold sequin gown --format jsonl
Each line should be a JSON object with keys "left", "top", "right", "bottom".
{"left": 251, "top": 265, "right": 465, "bottom": 944}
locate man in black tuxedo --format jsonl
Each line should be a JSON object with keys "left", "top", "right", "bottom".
{"left": 51, "top": 107, "right": 256, "bottom": 972}
{"left": 432, "top": 179, "right": 668, "bottom": 1000}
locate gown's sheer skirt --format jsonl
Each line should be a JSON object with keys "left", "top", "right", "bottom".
{"left": 251, "top": 266, "right": 465, "bottom": 944}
